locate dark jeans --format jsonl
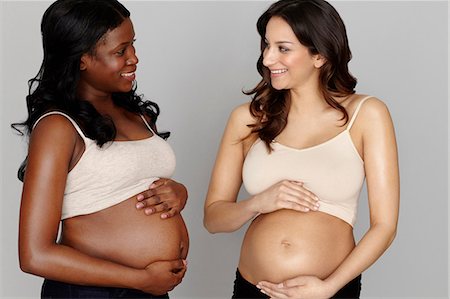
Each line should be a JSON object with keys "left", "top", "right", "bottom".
{"left": 232, "top": 269, "right": 361, "bottom": 299}
{"left": 41, "top": 279, "right": 169, "bottom": 299}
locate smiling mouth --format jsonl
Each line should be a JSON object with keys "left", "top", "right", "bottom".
{"left": 271, "top": 69, "right": 287, "bottom": 74}
{"left": 121, "top": 72, "right": 135, "bottom": 77}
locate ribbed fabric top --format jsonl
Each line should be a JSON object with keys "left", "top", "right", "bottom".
{"left": 243, "top": 97, "right": 371, "bottom": 226}
{"left": 33, "top": 112, "right": 176, "bottom": 220}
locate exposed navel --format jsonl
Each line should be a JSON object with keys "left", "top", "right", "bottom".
{"left": 281, "top": 239, "right": 291, "bottom": 248}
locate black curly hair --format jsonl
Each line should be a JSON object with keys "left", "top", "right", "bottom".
{"left": 12, "top": 0, "right": 169, "bottom": 181}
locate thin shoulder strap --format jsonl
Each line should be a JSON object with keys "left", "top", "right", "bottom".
{"left": 139, "top": 114, "right": 156, "bottom": 134}
{"left": 346, "top": 96, "right": 373, "bottom": 130}
{"left": 33, "top": 111, "right": 88, "bottom": 139}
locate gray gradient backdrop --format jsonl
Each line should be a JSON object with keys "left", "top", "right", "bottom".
{"left": 0, "top": 1, "right": 448, "bottom": 298}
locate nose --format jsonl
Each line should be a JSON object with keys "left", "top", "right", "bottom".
{"left": 126, "top": 48, "right": 139, "bottom": 65}
{"left": 262, "top": 46, "right": 276, "bottom": 67}
{"left": 126, "top": 55, "right": 138, "bottom": 66}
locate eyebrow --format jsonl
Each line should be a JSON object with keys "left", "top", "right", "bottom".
{"left": 275, "top": 41, "right": 294, "bottom": 45}
{"left": 119, "top": 39, "right": 136, "bottom": 46}
{"left": 264, "top": 39, "right": 295, "bottom": 45}
{"left": 112, "top": 39, "right": 136, "bottom": 49}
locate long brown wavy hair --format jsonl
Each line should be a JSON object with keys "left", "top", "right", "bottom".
{"left": 245, "top": 0, "right": 357, "bottom": 151}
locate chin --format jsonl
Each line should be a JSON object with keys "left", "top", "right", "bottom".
{"left": 117, "top": 86, "right": 133, "bottom": 93}
{"left": 269, "top": 80, "right": 288, "bottom": 91}
{"left": 270, "top": 84, "right": 286, "bottom": 91}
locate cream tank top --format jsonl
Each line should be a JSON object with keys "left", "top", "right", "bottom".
{"left": 33, "top": 112, "right": 176, "bottom": 220}
{"left": 243, "top": 96, "right": 371, "bottom": 227}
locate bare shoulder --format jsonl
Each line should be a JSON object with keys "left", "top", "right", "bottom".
{"left": 358, "top": 95, "right": 391, "bottom": 122}
{"left": 345, "top": 93, "right": 384, "bottom": 109}
{"left": 30, "top": 114, "right": 78, "bottom": 149}
{"left": 350, "top": 95, "right": 395, "bottom": 137}
{"left": 25, "top": 114, "right": 79, "bottom": 181}
{"left": 227, "top": 102, "right": 255, "bottom": 134}
{"left": 222, "top": 101, "right": 259, "bottom": 148}
{"left": 32, "top": 113, "right": 77, "bottom": 134}
{"left": 228, "top": 102, "right": 254, "bottom": 125}
{"left": 344, "top": 94, "right": 389, "bottom": 118}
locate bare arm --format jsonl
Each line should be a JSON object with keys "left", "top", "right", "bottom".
{"left": 203, "top": 104, "right": 259, "bottom": 233}
{"left": 19, "top": 115, "right": 185, "bottom": 295}
{"left": 323, "top": 98, "right": 399, "bottom": 293}
{"left": 204, "top": 103, "right": 319, "bottom": 233}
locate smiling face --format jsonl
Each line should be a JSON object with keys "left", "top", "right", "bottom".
{"left": 78, "top": 17, "right": 138, "bottom": 99}
{"left": 262, "top": 16, "right": 324, "bottom": 92}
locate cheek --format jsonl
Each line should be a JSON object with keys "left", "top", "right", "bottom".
{"left": 290, "top": 56, "right": 315, "bottom": 73}
{"left": 96, "top": 56, "right": 123, "bottom": 73}
{"left": 107, "top": 60, "right": 124, "bottom": 72}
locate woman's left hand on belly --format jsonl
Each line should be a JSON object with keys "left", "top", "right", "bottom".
{"left": 135, "top": 178, "right": 188, "bottom": 219}
{"left": 137, "top": 258, "right": 187, "bottom": 295}
{"left": 257, "top": 275, "right": 334, "bottom": 299}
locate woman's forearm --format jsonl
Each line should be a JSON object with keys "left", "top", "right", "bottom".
{"left": 20, "top": 242, "right": 142, "bottom": 290}
{"left": 324, "top": 222, "right": 397, "bottom": 293}
{"left": 204, "top": 197, "right": 259, "bottom": 233}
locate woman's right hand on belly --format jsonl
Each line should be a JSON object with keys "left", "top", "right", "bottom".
{"left": 136, "top": 178, "right": 188, "bottom": 219}
{"left": 137, "top": 258, "right": 187, "bottom": 295}
{"left": 252, "top": 180, "right": 320, "bottom": 214}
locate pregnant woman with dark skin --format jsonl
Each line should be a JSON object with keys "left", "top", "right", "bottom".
{"left": 15, "top": 0, "right": 188, "bottom": 298}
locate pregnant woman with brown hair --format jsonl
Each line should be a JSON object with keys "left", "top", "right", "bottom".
{"left": 204, "top": 0, "right": 399, "bottom": 298}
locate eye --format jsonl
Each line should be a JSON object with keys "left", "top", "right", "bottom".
{"left": 116, "top": 39, "right": 136, "bottom": 56}
{"left": 116, "top": 48, "right": 126, "bottom": 56}
{"left": 279, "top": 46, "right": 289, "bottom": 53}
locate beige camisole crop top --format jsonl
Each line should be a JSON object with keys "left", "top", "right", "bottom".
{"left": 243, "top": 96, "right": 372, "bottom": 227}
{"left": 33, "top": 112, "right": 176, "bottom": 220}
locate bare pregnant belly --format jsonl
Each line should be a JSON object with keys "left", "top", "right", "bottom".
{"left": 238, "top": 209, "right": 354, "bottom": 284}
{"left": 60, "top": 195, "right": 189, "bottom": 269}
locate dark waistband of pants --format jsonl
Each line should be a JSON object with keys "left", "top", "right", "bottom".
{"left": 232, "top": 269, "right": 361, "bottom": 299}
{"left": 41, "top": 279, "right": 169, "bottom": 299}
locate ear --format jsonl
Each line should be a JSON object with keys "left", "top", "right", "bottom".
{"left": 313, "top": 54, "right": 326, "bottom": 69}
{"left": 80, "top": 53, "right": 91, "bottom": 71}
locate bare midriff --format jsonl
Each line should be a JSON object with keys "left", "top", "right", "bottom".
{"left": 238, "top": 209, "right": 354, "bottom": 284}
{"left": 60, "top": 194, "right": 189, "bottom": 269}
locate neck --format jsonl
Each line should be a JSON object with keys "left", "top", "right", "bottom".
{"left": 77, "top": 86, "right": 115, "bottom": 113}
{"left": 288, "top": 87, "right": 327, "bottom": 115}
